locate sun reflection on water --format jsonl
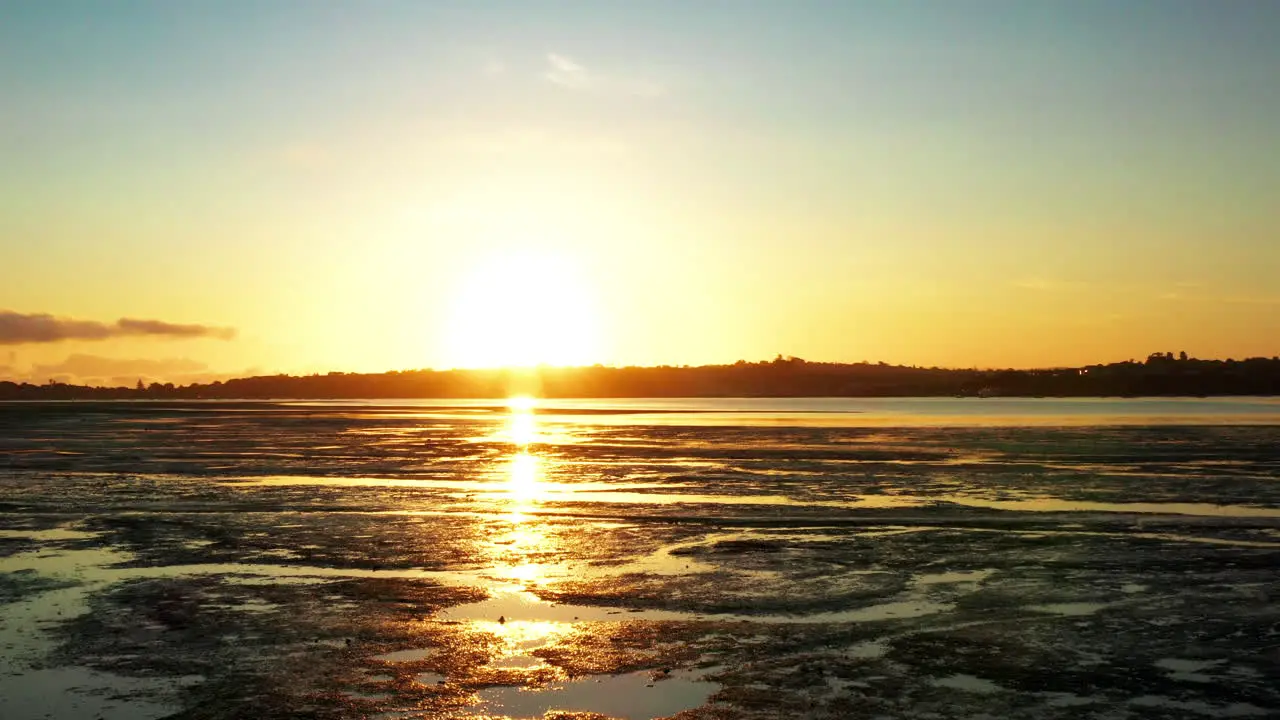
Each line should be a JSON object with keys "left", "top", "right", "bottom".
{"left": 502, "top": 560, "right": 553, "bottom": 585}
{"left": 505, "top": 395, "right": 539, "bottom": 446}
{"left": 507, "top": 451, "right": 543, "bottom": 505}
{"left": 488, "top": 396, "right": 565, "bottom": 589}
{"left": 507, "top": 411, "right": 538, "bottom": 446}
{"left": 475, "top": 618, "right": 573, "bottom": 666}
{"left": 507, "top": 395, "right": 537, "bottom": 413}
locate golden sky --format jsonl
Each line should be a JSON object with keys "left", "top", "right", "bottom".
{"left": 2, "top": 3, "right": 1278, "bottom": 385}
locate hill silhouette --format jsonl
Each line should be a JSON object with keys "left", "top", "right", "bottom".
{"left": 3, "top": 353, "right": 1279, "bottom": 400}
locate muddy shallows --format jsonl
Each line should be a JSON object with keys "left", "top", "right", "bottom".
{"left": 2, "top": 405, "right": 1279, "bottom": 718}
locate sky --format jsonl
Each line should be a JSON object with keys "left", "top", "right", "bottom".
{"left": 2, "top": 1, "right": 1278, "bottom": 385}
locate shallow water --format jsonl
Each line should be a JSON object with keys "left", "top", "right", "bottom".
{"left": 2, "top": 398, "right": 1279, "bottom": 719}
{"left": 471, "top": 668, "right": 719, "bottom": 720}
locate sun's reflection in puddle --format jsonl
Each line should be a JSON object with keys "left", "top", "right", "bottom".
{"left": 472, "top": 398, "right": 574, "bottom": 672}
{"left": 474, "top": 618, "right": 571, "bottom": 661}
{"left": 505, "top": 452, "right": 549, "bottom": 512}
{"left": 496, "top": 394, "right": 561, "bottom": 448}
{"left": 499, "top": 396, "right": 563, "bottom": 515}
{"left": 446, "top": 398, "right": 721, "bottom": 718}
{"left": 488, "top": 408, "right": 562, "bottom": 585}
{"left": 506, "top": 403, "right": 538, "bottom": 446}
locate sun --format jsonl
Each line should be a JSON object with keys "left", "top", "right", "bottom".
{"left": 440, "top": 251, "right": 601, "bottom": 369}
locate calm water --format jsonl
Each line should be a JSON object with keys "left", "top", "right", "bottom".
{"left": 287, "top": 395, "right": 1280, "bottom": 426}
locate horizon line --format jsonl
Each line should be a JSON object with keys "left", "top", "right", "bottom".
{"left": 6, "top": 352, "right": 1280, "bottom": 391}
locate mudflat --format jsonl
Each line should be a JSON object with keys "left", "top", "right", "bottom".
{"left": 2, "top": 400, "right": 1278, "bottom": 719}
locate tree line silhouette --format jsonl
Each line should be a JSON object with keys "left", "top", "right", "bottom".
{"left": 3, "top": 353, "right": 1279, "bottom": 400}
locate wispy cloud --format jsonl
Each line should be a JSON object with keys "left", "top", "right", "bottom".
{"left": 0, "top": 311, "right": 235, "bottom": 344}
{"left": 545, "top": 53, "right": 592, "bottom": 89}
{"left": 543, "top": 53, "right": 665, "bottom": 97}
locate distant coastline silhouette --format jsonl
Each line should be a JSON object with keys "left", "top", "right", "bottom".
{"left": 3, "top": 353, "right": 1278, "bottom": 400}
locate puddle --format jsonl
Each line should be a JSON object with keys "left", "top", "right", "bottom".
{"left": 0, "top": 579, "right": 194, "bottom": 720}
{"left": 348, "top": 691, "right": 396, "bottom": 702}
{"left": 469, "top": 669, "right": 717, "bottom": 720}
{"left": 239, "top": 475, "right": 689, "bottom": 493}
{"left": 1129, "top": 695, "right": 1269, "bottom": 717}
{"left": 492, "top": 655, "right": 546, "bottom": 669}
{"left": 0, "top": 544, "right": 480, "bottom": 587}
{"left": 234, "top": 476, "right": 934, "bottom": 511}
{"left": 448, "top": 587, "right": 952, "bottom": 626}
{"left": 229, "top": 476, "right": 1280, "bottom": 520}
{"left": 375, "top": 648, "right": 435, "bottom": 663}
{"left": 844, "top": 640, "right": 889, "bottom": 659}
{"left": 0, "top": 668, "right": 188, "bottom": 720}
{"left": 826, "top": 676, "right": 874, "bottom": 692}
{"left": 475, "top": 618, "right": 573, "bottom": 655}
{"left": 932, "top": 673, "right": 1003, "bottom": 694}
{"left": 790, "top": 599, "right": 952, "bottom": 624}
{"left": 1133, "top": 532, "right": 1280, "bottom": 549}
{"left": 623, "top": 546, "right": 719, "bottom": 576}
{"left": 1156, "top": 657, "right": 1223, "bottom": 683}
{"left": 0, "top": 528, "right": 99, "bottom": 542}
{"left": 415, "top": 672, "right": 447, "bottom": 685}
{"left": 914, "top": 569, "right": 995, "bottom": 585}
{"left": 944, "top": 497, "right": 1280, "bottom": 519}
{"left": 222, "top": 598, "right": 277, "bottom": 613}
{"left": 0, "top": 546, "right": 131, "bottom": 580}
{"left": 1041, "top": 692, "right": 1098, "bottom": 707}
{"left": 441, "top": 590, "right": 696, "bottom": 624}
{"left": 1027, "top": 602, "right": 1108, "bottom": 617}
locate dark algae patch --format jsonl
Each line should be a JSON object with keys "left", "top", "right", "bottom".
{"left": 0, "top": 569, "right": 76, "bottom": 604}
{"left": 54, "top": 575, "right": 488, "bottom": 718}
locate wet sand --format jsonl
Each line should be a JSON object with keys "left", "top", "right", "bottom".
{"left": 2, "top": 401, "right": 1279, "bottom": 719}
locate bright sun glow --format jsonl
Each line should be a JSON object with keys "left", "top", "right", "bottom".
{"left": 504, "top": 396, "right": 539, "bottom": 445}
{"left": 507, "top": 451, "right": 544, "bottom": 505}
{"left": 476, "top": 618, "right": 572, "bottom": 659}
{"left": 507, "top": 395, "right": 537, "bottom": 412}
{"left": 441, "top": 252, "right": 601, "bottom": 369}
